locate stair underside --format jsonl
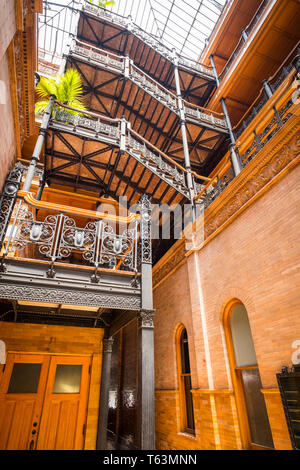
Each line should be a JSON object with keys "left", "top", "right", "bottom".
{"left": 77, "top": 10, "right": 216, "bottom": 106}
{"left": 66, "top": 53, "right": 228, "bottom": 174}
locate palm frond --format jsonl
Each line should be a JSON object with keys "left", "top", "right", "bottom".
{"left": 68, "top": 99, "right": 87, "bottom": 110}
{"left": 35, "top": 68, "right": 86, "bottom": 116}
{"left": 60, "top": 69, "right": 84, "bottom": 103}
{"left": 34, "top": 100, "right": 51, "bottom": 115}
{"left": 35, "top": 76, "right": 56, "bottom": 100}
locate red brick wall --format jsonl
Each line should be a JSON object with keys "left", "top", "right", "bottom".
{"left": 0, "top": 0, "right": 17, "bottom": 189}
{"left": 0, "top": 51, "right": 17, "bottom": 189}
{"left": 154, "top": 163, "right": 300, "bottom": 449}
{"left": 0, "top": 0, "right": 16, "bottom": 60}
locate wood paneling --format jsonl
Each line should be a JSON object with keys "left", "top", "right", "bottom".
{"left": 0, "top": 322, "right": 104, "bottom": 449}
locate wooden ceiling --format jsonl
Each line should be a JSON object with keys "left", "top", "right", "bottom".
{"left": 66, "top": 52, "right": 227, "bottom": 174}
{"left": 77, "top": 10, "right": 216, "bottom": 106}
{"left": 206, "top": 0, "right": 300, "bottom": 124}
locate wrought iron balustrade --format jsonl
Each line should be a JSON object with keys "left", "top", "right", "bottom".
{"left": 68, "top": 40, "right": 227, "bottom": 130}
{"left": 219, "top": 0, "right": 270, "bottom": 80}
{"left": 234, "top": 45, "right": 300, "bottom": 139}
{"left": 194, "top": 71, "right": 298, "bottom": 209}
{"left": 238, "top": 96, "right": 294, "bottom": 165}
{"left": 0, "top": 194, "right": 140, "bottom": 277}
{"left": 81, "top": 0, "right": 215, "bottom": 78}
{"left": 194, "top": 162, "right": 234, "bottom": 209}
{"left": 49, "top": 103, "right": 210, "bottom": 199}
{"left": 53, "top": 107, "right": 121, "bottom": 142}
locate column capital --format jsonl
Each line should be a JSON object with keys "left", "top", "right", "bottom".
{"left": 102, "top": 337, "right": 114, "bottom": 353}
{"left": 138, "top": 309, "right": 155, "bottom": 329}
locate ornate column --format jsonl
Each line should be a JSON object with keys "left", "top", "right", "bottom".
{"left": 0, "top": 162, "right": 26, "bottom": 249}
{"left": 172, "top": 49, "right": 196, "bottom": 214}
{"left": 209, "top": 55, "right": 243, "bottom": 177}
{"left": 137, "top": 195, "right": 155, "bottom": 449}
{"left": 137, "top": 309, "right": 155, "bottom": 450}
{"left": 22, "top": 94, "right": 55, "bottom": 192}
{"left": 96, "top": 335, "right": 114, "bottom": 450}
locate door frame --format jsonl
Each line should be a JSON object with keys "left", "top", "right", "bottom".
{"left": 223, "top": 298, "right": 271, "bottom": 450}
{"left": 0, "top": 351, "right": 92, "bottom": 450}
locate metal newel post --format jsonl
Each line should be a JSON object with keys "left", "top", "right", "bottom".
{"left": 262, "top": 80, "right": 273, "bottom": 99}
{"left": 172, "top": 49, "right": 196, "bottom": 214}
{"left": 221, "top": 98, "right": 243, "bottom": 176}
{"left": 120, "top": 116, "right": 127, "bottom": 153}
{"left": 59, "top": 35, "right": 72, "bottom": 75}
{"left": 96, "top": 335, "right": 114, "bottom": 450}
{"left": 241, "top": 29, "right": 248, "bottom": 42}
{"left": 229, "top": 144, "right": 243, "bottom": 176}
{"left": 22, "top": 94, "right": 56, "bottom": 192}
{"left": 210, "top": 55, "right": 242, "bottom": 176}
{"left": 124, "top": 55, "right": 130, "bottom": 79}
{"left": 137, "top": 195, "right": 155, "bottom": 450}
{"left": 209, "top": 54, "right": 220, "bottom": 87}
{"left": 36, "top": 178, "right": 45, "bottom": 201}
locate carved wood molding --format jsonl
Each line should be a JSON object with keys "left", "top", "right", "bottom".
{"left": 8, "top": 1, "right": 40, "bottom": 158}
{"left": 153, "top": 239, "right": 186, "bottom": 290}
{"left": 203, "top": 116, "right": 300, "bottom": 243}
{"left": 153, "top": 116, "right": 300, "bottom": 288}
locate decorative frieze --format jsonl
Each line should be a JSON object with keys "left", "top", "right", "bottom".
{"left": 102, "top": 337, "right": 114, "bottom": 353}
{"left": 153, "top": 117, "right": 300, "bottom": 287}
{"left": 137, "top": 309, "right": 155, "bottom": 329}
{"left": 0, "top": 283, "right": 141, "bottom": 310}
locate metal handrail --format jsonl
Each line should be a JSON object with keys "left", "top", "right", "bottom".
{"left": 81, "top": 0, "right": 215, "bottom": 78}
{"left": 18, "top": 191, "right": 140, "bottom": 223}
{"left": 70, "top": 39, "right": 227, "bottom": 127}
{"left": 52, "top": 101, "right": 212, "bottom": 184}
{"left": 219, "top": 0, "right": 270, "bottom": 80}
{"left": 234, "top": 45, "right": 299, "bottom": 138}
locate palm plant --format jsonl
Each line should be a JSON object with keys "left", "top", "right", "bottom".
{"left": 35, "top": 68, "right": 86, "bottom": 116}
{"left": 89, "top": 0, "right": 116, "bottom": 8}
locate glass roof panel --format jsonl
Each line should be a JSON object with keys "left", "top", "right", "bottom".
{"left": 111, "top": 0, "right": 227, "bottom": 59}
{"left": 38, "top": 0, "right": 226, "bottom": 64}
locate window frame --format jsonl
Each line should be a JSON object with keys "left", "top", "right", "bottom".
{"left": 175, "top": 324, "right": 195, "bottom": 434}
{"left": 223, "top": 299, "right": 273, "bottom": 450}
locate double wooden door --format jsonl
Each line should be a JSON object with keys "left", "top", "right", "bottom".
{"left": 0, "top": 353, "right": 91, "bottom": 450}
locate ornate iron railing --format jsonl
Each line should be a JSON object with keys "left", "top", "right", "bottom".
{"left": 194, "top": 68, "right": 298, "bottom": 208}
{"left": 238, "top": 92, "right": 294, "bottom": 166}
{"left": 219, "top": 0, "right": 270, "bottom": 80}
{"left": 68, "top": 39, "right": 227, "bottom": 130}
{"left": 49, "top": 102, "right": 211, "bottom": 199}
{"left": 0, "top": 192, "right": 142, "bottom": 278}
{"left": 0, "top": 163, "right": 26, "bottom": 248}
{"left": 81, "top": 0, "right": 215, "bottom": 78}
{"left": 234, "top": 43, "right": 300, "bottom": 139}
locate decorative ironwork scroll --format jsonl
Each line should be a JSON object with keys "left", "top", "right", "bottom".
{"left": 139, "top": 195, "right": 152, "bottom": 265}
{"left": 137, "top": 309, "right": 155, "bottom": 329}
{"left": 82, "top": 1, "right": 214, "bottom": 78}
{"left": 2, "top": 207, "right": 139, "bottom": 274}
{"left": 0, "top": 162, "right": 26, "bottom": 249}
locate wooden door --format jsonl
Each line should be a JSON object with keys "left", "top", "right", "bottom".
{"left": 0, "top": 353, "right": 91, "bottom": 450}
{"left": 0, "top": 353, "right": 50, "bottom": 450}
{"left": 36, "top": 355, "right": 91, "bottom": 450}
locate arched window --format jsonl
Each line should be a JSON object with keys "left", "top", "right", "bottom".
{"left": 224, "top": 301, "right": 274, "bottom": 449}
{"left": 176, "top": 325, "right": 195, "bottom": 433}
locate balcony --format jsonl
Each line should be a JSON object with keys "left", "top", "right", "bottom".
{"left": 0, "top": 189, "right": 148, "bottom": 311}
{"left": 68, "top": 39, "right": 227, "bottom": 131}
{"left": 208, "top": 0, "right": 300, "bottom": 123}
{"left": 194, "top": 53, "right": 299, "bottom": 208}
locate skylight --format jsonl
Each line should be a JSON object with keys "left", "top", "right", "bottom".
{"left": 110, "top": 0, "right": 227, "bottom": 60}
{"left": 38, "top": 0, "right": 226, "bottom": 65}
